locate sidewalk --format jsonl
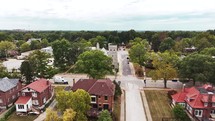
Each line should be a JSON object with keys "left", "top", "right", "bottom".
{"left": 141, "top": 91, "right": 152, "bottom": 121}
{"left": 120, "top": 90, "right": 125, "bottom": 121}
{"left": 34, "top": 99, "right": 57, "bottom": 121}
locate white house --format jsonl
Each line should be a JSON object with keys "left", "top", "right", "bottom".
{"left": 15, "top": 96, "right": 32, "bottom": 113}
{"left": 41, "top": 46, "right": 53, "bottom": 55}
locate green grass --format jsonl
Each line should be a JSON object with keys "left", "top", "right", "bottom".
{"left": 7, "top": 112, "right": 38, "bottom": 121}
{"left": 144, "top": 90, "right": 175, "bottom": 121}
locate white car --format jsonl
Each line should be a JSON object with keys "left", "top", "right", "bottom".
{"left": 53, "top": 76, "right": 68, "bottom": 84}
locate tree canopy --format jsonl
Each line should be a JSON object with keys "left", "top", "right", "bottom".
{"left": 179, "top": 53, "right": 215, "bottom": 85}
{"left": 98, "top": 110, "right": 112, "bottom": 121}
{"left": 149, "top": 51, "right": 179, "bottom": 88}
{"left": 74, "top": 50, "right": 113, "bottom": 79}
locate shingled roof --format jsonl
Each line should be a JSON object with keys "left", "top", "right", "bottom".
{"left": 72, "top": 79, "right": 115, "bottom": 96}
{"left": 0, "top": 77, "right": 20, "bottom": 92}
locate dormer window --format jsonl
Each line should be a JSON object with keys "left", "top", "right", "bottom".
{"left": 204, "top": 102, "right": 208, "bottom": 107}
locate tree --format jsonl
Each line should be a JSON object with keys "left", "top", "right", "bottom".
{"left": 16, "top": 40, "right": 25, "bottom": 47}
{"left": 0, "top": 41, "right": 16, "bottom": 58}
{"left": 20, "top": 42, "right": 31, "bottom": 52}
{"left": 56, "top": 89, "right": 91, "bottom": 121}
{"left": 113, "top": 80, "right": 122, "bottom": 99}
{"left": 0, "top": 62, "right": 8, "bottom": 78}
{"left": 20, "top": 60, "right": 33, "bottom": 84}
{"left": 41, "top": 39, "right": 49, "bottom": 48}
{"left": 200, "top": 47, "right": 215, "bottom": 56}
{"left": 179, "top": 53, "right": 215, "bottom": 85}
{"left": 89, "top": 36, "right": 106, "bottom": 48}
{"left": 173, "top": 105, "right": 190, "bottom": 121}
{"left": 63, "top": 108, "right": 76, "bottom": 121}
{"left": 97, "top": 110, "right": 112, "bottom": 121}
{"left": 74, "top": 50, "right": 113, "bottom": 79}
{"left": 52, "top": 39, "right": 71, "bottom": 70}
{"left": 27, "top": 50, "right": 53, "bottom": 78}
{"left": 159, "top": 37, "right": 175, "bottom": 52}
{"left": 129, "top": 42, "right": 148, "bottom": 66}
{"left": 149, "top": 51, "right": 179, "bottom": 88}
{"left": 30, "top": 40, "right": 41, "bottom": 50}
{"left": 45, "top": 108, "right": 61, "bottom": 121}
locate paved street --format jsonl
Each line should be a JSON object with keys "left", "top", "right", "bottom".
{"left": 117, "top": 50, "right": 147, "bottom": 121}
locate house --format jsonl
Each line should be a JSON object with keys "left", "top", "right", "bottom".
{"left": 72, "top": 79, "right": 115, "bottom": 112}
{"left": 26, "top": 38, "right": 41, "bottom": 44}
{"left": 15, "top": 78, "right": 53, "bottom": 113}
{"left": 41, "top": 46, "right": 53, "bottom": 55}
{"left": 0, "top": 77, "right": 22, "bottom": 109}
{"left": 171, "top": 84, "right": 215, "bottom": 121}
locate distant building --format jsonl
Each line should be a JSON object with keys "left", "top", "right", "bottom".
{"left": 26, "top": 38, "right": 41, "bottom": 44}
{"left": 41, "top": 46, "right": 53, "bottom": 55}
{"left": 172, "top": 84, "right": 215, "bottom": 121}
{"left": 107, "top": 43, "right": 118, "bottom": 69}
{"left": 0, "top": 77, "right": 22, "bottom": 109}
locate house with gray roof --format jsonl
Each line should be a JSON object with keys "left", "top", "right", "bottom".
{"left": 0, "top": 77, "right": 22, "bottom": 109}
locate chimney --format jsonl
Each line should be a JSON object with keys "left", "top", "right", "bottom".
{"left": 182, "top": 84, "right": 186, "bottom": 92}
{"left": 46, "top": 80, "right": 49, "bottom": 85}
{"left": 73, "top": 79, "right": 75, "bottom": 86}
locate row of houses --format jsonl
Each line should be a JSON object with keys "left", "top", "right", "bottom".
{"left": 0, "top": 77, "right": 116, "bottom": 116}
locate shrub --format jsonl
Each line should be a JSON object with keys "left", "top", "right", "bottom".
{"left": 173, "top": 104, "right": 190, "bottom": 121}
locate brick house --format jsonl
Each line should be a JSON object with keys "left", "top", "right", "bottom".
{"left": 171, "top": 84, "right": 215, "bottom": 121}
{"left": 15, "top": 78, "right": 53, "bottom": 112}
{"left": 72, "top": 79, "right": 115, "bottom": 112}
{"left": 0, "top": 77, "right": 22, "bottom": 109}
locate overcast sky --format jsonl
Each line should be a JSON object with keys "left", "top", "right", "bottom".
{"left": 1, "top": 0, "right": 215, "bottom": 31}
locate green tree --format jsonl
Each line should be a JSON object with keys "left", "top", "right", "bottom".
{"left": 0, "top": 41, "right": 16, "bottom": 58}
{"left": 45, "top": 108, "right": 61, "bottom": 121}
{"left": 27, "top": 50, "right": 53, "bottom": 78}
{"left": 129, "top": 42, "right": 148, "bottom": 66}
{"left": 63, "top": 108, "right": 76, "bottom": 121}
{"left": 20, "top": 60, "right": 33, "bottom": 84}
{"left": 159, "top": 37, "right": 175, "bottom": 52}
{"left": 200, "top": 47, "right": 215, "bottom": 56}
{"left": 113, "top": 80, "right": 122, "bottom": 99}
{"left": 20, "top": 42, "right": 31, "bottom": 52}
{"left": 149, "top": 51, "right": 179, "bottom": 88}
{"left": 173, "top": 105, "right": 190, "bottom": 121}
{"left": 52, "top": 39, "right": 71, "bottom": 70}
{"left": 74, "top": 50, "right": 113, "bottom": 79}
{"left": 0, "top": 62, "right": 8, "bottom": 78}
{"left": 89, "top": 36, "right": 106, "bottom": 48}
{"left": 41, "top": 39, "right": 49, "bottom": 48}
{"left": 98, "top": 110, "right": 112, "bottom": 121}
{"left": 16, "top": 40, "right": 25, "bottom": 47}
{"left": 179, "top": 53, "right": 215, "bottom": 85}
{"left": 30, "top": 40, "right": 41, "bottom": 50}
{"left": 56, "top": 89, "right": 91, "bottom": 121}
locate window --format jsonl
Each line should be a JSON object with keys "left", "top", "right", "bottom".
{"left": 213, "top": 103, "right": 215, "bottom": 107}
{"left": 204, "top": 102, "right": 208, "bottom": 107}
{"left": 186, "top": 104, "right": 192, "bottom": 113}
{"left": 32, "top": 100, "right": 39, "bottom": 105}
{"left": 0, "top": 99, "right": 3, "bottom": 103}
{"left": 18, "top": 105, "right": 24, "bottom": 109}
{"left": 22, "top": 92, "right": 25, "bottom": 96}
{"left": 32, "top": 92, "right": 37, "bottom": 97}
{"left": 12, "top": 95, "right": 15, "bottom": 99}
{"left": 179, "top": 103, "right": 185, "bottom": 108}
{"left": 195, "top": 110, "right": 203, "bottom": 117}
{"left": 98, "top": 96, "right": 101, "bottom": 98}
{"left": 104, "top": 96, "right": 108, "bottom": 100}
{"left": 91, "top": 96, "right": 96, "bottom": 103}
{"left": 211, "top": 110, "right": 215, "bottom": 114}
{"left": 43, "top": 97, "right": 46, "bottom": 104}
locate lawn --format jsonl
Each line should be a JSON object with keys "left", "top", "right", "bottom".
{"left": 7, "top": 112, "right": 38, "bottom": 121}
{"left": 144, "top": 90, "right": 175, "bottom": 121}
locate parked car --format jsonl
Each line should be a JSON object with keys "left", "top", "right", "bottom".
{"left": 53, "top": 76, "right": 68, "bottom": 84}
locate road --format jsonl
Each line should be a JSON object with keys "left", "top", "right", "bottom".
{"left": 117, "top": 50, "right": 147, "bottom": 121}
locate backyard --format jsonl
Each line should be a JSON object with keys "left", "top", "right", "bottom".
{"left": 144, "top": 90, "right": 175, "bottom": 121}
{"left": 7, "top": 112, "right": 38, "bottom": 121}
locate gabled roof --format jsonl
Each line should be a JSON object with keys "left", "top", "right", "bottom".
{"left": 15, "top": 96, "right": 31, "bottom": 104}
{"left": 72, "top": 79, "right": 97, "bottom": 91}
{"left": 22, "top": 78, "right": 51, "bottom": 93}
{"left": 172, "top": 92, "right": 187, "bottom": 103}
{"left": 89, "top": 79, "right": 115, "bottom": 96}
{"left": 72, "top": 79, "right": 115, "bottom": 96}
{"left": 0, "top": 77, "right": 20, "bottom": 92}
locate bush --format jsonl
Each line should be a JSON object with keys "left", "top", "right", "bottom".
{"left": 173, "top": 104, "right": 190, "bottom": 121}
{"left": 113, "top": 80, "right": 122, "bottom": 100}
{"left": 167, "top": 90, "right": 177, "bottom": 100}
{"left": 0, "top": 105, "right": 16, "bottom": 121}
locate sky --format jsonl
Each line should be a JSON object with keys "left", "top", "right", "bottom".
{"left": 0, "top": 0, "right": 215, "bottom": 31}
